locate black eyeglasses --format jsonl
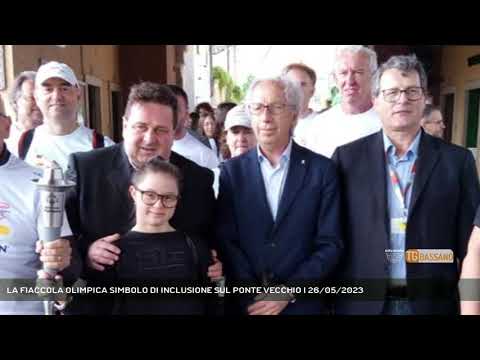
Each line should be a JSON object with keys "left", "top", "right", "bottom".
{"left": 133, "top": 186, "right": 180, "bottom": 208}
{"left": 248, "top": 102, "right": 290, "bottom": 115}
{"left": 425, "top": 119, "right": 445, "bottom": 125}
{"left": 381, "top": 87, "right": 424, "bottom": 103}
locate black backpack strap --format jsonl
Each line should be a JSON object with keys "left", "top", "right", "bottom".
{"left": 18, "top": 128, "right": 35, "bottom": 160}
{"left": 185, "top": 234, "right": 200, "bottom": 280}
{"left": 92, "top": 129, "right": 105, "bottom": 149}
{"left": 185, "top": 234, "right": 210, "bottom": 283}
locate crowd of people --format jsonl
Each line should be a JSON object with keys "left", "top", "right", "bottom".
{"left": 1, "top": 45, "right": 480, "bottom": 316}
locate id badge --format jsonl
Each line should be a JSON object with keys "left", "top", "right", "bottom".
{"left": 391, "top": 217, "right": 407, "bottom": 235}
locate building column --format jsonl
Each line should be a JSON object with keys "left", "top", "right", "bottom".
{"left": 166, "top": 45, "right": 176, "bottom": 84}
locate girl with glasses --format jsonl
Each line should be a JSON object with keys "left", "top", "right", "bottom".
{"left": 112, "top": 157, "right": 212, "bottom": 314}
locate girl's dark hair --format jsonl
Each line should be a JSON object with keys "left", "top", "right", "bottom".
{"left": 131, "top": 157, "right": 183, "bottom": 193}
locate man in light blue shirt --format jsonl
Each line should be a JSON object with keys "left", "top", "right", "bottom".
{"left": 384, "top": 130, "right": 420, "bottom": 285}
{"left": 216, "top": 76, "right": 343, "bottom": 315}
{"left": 257, "top": 140, "right": 292, "bottom": 221}
{"left": 332, "top": 54, "right": 480, "bottom": 315}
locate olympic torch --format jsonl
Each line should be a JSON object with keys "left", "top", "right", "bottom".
{"left": 35, "top": 161, "right": 75, "bottom": 315}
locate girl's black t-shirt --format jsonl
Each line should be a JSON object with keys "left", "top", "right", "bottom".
{"left": 118, "top": 230, "right": 196, "bottom": 279}
{"left": 114, "top": 230, "right": 207, "bottom": 315}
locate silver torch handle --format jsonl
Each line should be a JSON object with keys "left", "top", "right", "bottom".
{"left": 38, "top": 190, "right": 66, "bottom": 276}
{"left": 38, "top": 189, "right": 66, "bottom": 315}
{"left": 35, "top": 161, "right": 75, "bottom": 315}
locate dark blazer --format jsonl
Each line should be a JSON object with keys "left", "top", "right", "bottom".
{"left": 332, "top": 130, "right": 480, "bottom": 315}
{"left": 64, "top": 143, "right": 216, "bottom": 314}
{"left": 216, "top": 141, "right": 343, "bottom": 315}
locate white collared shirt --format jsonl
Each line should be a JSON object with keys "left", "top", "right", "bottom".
{"left": 172, "top": 132, "right": 219, "bottom": 169}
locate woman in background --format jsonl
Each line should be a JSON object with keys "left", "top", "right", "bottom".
{"left": 195, "top": 102, "right": 215, "bottom": 120}
{"left": 200, "top": 113, "right": 221, "bottom": 160}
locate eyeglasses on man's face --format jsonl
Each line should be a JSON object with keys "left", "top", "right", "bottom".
{"left": 381, "top": 86, "right": 424, "bottom": 103}
{"left": 425, "top": 119, "right": 445, "bottom": 125}
{"left": 134, "top": 186, "right": 179, "bottom": 208}
{"left": 248, "top": 102, "right": 291, "bottom": 115}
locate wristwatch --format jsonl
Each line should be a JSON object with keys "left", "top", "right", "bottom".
{"left": 278, "top": 284, "right": 296, "bottom": 304}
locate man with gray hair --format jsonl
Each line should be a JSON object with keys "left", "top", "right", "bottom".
{"left": 332, "top": 54, "right": 480, "bottom": 315}
{"left": 421, "top": 104, "right": 445, "bottom": 139}
{"left": 305, "top": 45, "right": 382, "bottom": 157}
{"left": 5, "top": 71, "right": 43, "bottom": 156}
{"left": 216, "top": 76, "right": 343, "bottom": 315}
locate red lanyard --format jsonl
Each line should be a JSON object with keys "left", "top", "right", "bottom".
{"left": 386, "top": 152, "right": 417, "bottom": 216}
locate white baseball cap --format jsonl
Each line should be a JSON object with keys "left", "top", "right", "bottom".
{"left": 224, "top": 105, "right": 252, "bottom": 131}
{"left": 36, "top": 61, "right": 79, "bottom": 87}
